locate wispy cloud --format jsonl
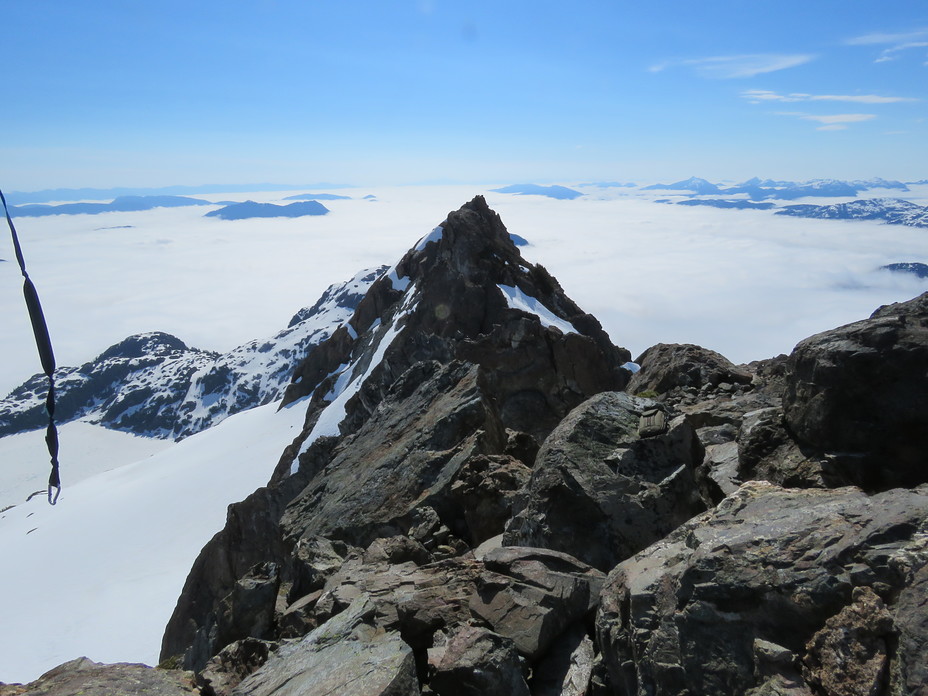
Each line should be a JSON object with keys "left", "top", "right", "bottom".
{"left": 742, "top": 89, "right": 917, "bottom": 104}
{"left": 776, "top": 111, "right": 877, "bottom": 131}
{"left": 845, "top": 28, "right": 928, "bottom": 63}
{"left": 650, "top": 54, "right": 815, "bottom": 79}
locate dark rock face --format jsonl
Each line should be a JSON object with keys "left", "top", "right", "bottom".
{"left": 161, "top": 196, "right": 631, "bottom": 679}
{"left": 504, "top": 391, "right": 705, "bottom": 571}
{"left": 783, "top": 291, "right": 928, "bottom": 489}
{"left": 627, "top": 342, "right": 753, "bottom": 396}
{"left": 596, "top": 482, "right": 928, "bottom": 696}
{"left": 0, "top": 269, "right": 379, "bottom": 440}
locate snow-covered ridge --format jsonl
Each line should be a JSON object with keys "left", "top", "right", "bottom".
{"left": 0, "top": 267, "right": 386, "bottom": 440}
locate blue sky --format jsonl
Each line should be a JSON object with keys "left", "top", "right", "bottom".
{"left": 2, "top": 0, "right": 926, "bottom": 189}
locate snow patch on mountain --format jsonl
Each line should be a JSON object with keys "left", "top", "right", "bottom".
{"left": 497, "top": 284, "right": 578, "bottom": 334}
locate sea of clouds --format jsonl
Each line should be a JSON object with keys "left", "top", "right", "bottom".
{"left": 2, "top": 183, "right": 926, "bottom": 397}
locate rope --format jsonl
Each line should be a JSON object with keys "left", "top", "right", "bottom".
{"left": 1, "top": 189, "right": 61, "bottom": 504}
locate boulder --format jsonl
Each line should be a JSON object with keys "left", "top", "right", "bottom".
{"left": 428, "top": 624, "right": 529, "bottom": 696}
{"left": 627, "top": 343, "right": 753, "bottom": 396}
{"left": 596, "top": 481, "right": 928, "bottom": 695}
{"left": 449, "top": 454, "right": 531, "bottom": 546}
{"left": 469, "top": 547, "right": 604, "bottom": 659}
{"left": 783, "top": 291, "right": 928, "bottom": 489}
{"left": 232, "top": 596, "right": 418, "bottom": 696}
{"left": 527, "top": 622, "right": 595, "bottom": 696}
{"left": 504, "top": 392, "right": 705, "bottom": 571}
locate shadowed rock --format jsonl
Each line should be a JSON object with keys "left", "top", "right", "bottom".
{"left": 504, "top": 391, "right": 705, "bottom": 571}
{"left": 783, "top": 291, "right": 928, "bottom": 489}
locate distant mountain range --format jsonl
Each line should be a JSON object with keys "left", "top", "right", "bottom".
{"left": 674, "top": 199, "right": 775, "bottom": 210}
{"left": 642, "top": 177, "right": 722, "bottom": 195}
{"left": 642, "top": 176, "right": 915, "bottom": 201}
{"left": 4, "top": 184, "right": 352, "bottom": 205}
{"left": 775, "top": 198, "right": 928, "bottom": 228}
{"left": 882, "top": 262, "right": 928, "bottom": 278}
{"left": 283, "top": 193, "right": 352, "bottom": 201}
{"left": 9, "top": 195, "right": 211, "bottom": 217}
{"left": 491, "top": 184, "right": 584, "bottom": 200}
{"left": 205, "top": 200, "right": 330, "bottom": 220}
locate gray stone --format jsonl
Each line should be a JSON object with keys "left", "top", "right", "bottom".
{"left": 232, "top": 596, "right": 418, "bottom": 696}
{"left": 597, "top": 482, "right": 928, "bottom": 696}
{"left": 469, "top": 547, "right": 604, "bottom": 659}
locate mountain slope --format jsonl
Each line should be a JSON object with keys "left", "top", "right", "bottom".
{"left": 0, "top": 268, "right": 383, "bottom": 440}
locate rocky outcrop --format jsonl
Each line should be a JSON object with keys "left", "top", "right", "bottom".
{"left": 0, "top": 268, "right": 380, "bottom": 439}
{"left": 0, "top": 658, "right": 197, "bottom": 695}
{"left": 783, "top": 291, "right": 928, "bottom": 490}
{"left": 596, "top": 481, "right": 928, "bottom": 695}
{"left": 504, "top": 391, "right": 705, "bottom": 571}
{"left": 626, "top": 342, "right": 753, "bottom": 396}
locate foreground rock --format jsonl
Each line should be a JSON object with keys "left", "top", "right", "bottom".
{"left": 597, "top": 481, "right": 928, "bottom": 695}
{"left": 504, "top": 391, "right": 705, "bottom": 571}
{"left": 783, "top": 291, "right": 928, "bottom": 490}
{"left": 232, "top": 597, "right": 418, "bottom": 696}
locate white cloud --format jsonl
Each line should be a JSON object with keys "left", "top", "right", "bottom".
{"left": 846, "top": 29, "right": 928, "bottom": 46}
{"left": 651, "top": 54, "right": 814, "bottom": 79}
{"left": 774, "top": 111, "right": 877, "bottom": 130}
{"left": 742, "top": 89, "right": 916, "bottom": 104}
{"left": 845, "top": 29, "right": 928, "bottom": 63}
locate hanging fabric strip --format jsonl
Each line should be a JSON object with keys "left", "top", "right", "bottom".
{"left": 1, "top": 189, "right": 61, "bottom": 504}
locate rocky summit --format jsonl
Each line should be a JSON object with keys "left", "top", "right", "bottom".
{"left": 5, "top": 197, "right": 927, "bottom": 696}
